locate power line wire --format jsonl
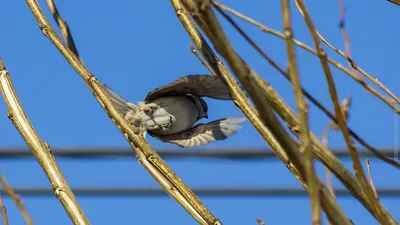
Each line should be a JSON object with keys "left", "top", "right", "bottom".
{"left": 0, "top": 148, "right": 395, "bottom": 159}
{"left": 1, "top": 187, "right": 399, "bottom": 197}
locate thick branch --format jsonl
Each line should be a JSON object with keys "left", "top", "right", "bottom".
{"left": 174, "top": 1, "right": 350, "bottom": 224}
{"left": 294, "top": 1, "right": 397, "bottom": 224}
{"left": 282, "top": 0, "right": 320, "bottom": 223}
{"left": 0, "top": 58, "right": 88, "bottom": 225}
{"left": 25, "top": 1, "right": 218, "bottom": 224}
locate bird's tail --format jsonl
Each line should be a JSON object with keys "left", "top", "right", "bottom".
{"left": 103, "top": 84, "right": 137, "bottom": 116}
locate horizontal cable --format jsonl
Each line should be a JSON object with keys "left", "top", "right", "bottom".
{"left": 0, "top": 148, "right": 396, "bottom": 160}
{"left": 1, "top": 187, "right": 399, "bottom": 197}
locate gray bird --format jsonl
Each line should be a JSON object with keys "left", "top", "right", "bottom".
{"left": 104, "top": 75, "right": 245, "bottom": 148}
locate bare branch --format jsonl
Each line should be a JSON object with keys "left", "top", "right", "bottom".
{"left": 322, "top": 130, "right": 334, "bottom": 195}
{"left": 256, "top": 218, "right": 266, "bottom": 225}
{"left": 336, "top": 0, "right": 356, "bottom": 77}
{"left": 190, "top": 44, "right": 218, "bottom": 76}
{"left": 212, "top": 2, "right": 400, "bottom": 168}
{"left": 0, "top": 58, "right": 85, "bottom": 224}
{"left": 388, "top": 0, "right": 400, "bottom": 6}
{"left": 213, "top": 2, "right": 400, "bottom": 112}
{"left": 329, "top": 96, "right": 351, "bottom": 130}
{"left": 0, "top": 174, "right": 34, "bottom": 225}
{"left": 0, "top": 188, "right": 9, "bottom": 225}
{"left": 294, "top": 1, "right": 396, "bottom": 224}
{"left": 175, "top": 0, "right": 352, "bottom": 224}
{"left": 46, "top": 0, "right": 82, "bottom": 61}
{"left": 281, "top": 0, "right": 320, "bottom": 223}
{"left": 24, "top": 1, "right": 219, "bottom": 224}
{"left": 366, "top": 159, "right": 379, "bottom": 199}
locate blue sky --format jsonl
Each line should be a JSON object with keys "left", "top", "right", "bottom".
{"left": 0, "top": 0, "right": 399, "bottom": 224}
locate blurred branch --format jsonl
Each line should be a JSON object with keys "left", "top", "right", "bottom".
{"left": 0, "top": 174, "right": 34, "bottom": 225}
{"left": 366, "top": 159, "right": 379, "bottom": 199}
{"left": 190, "top": 44, "right": 218, "bottom": 76}
{"left": 2, "top": 187, "right": 400, "bottom": 197}
{"left": 194, "top": 0, "right": 397, "bottom": 222}
{"left": 294, "top": 1, "right": 397, "bottom": 224}
{"left": 322, "top": 126, "right": 335, "bottom": 225}
{"left": 184, "top": 0, "right": 398, "bottom": 223}
{"left": 171, "top": 0, "right": 304, "bottom": 189}
{"left": 212, "top": 2, "right": 400, "bottom": 168}
{"left": 213, "top": 2, "right": 400, "bottom": 113}
{"left": 388, "top": 0, "right": 400, "bottom": 6}
{"left": 329, "top": 97, "right": 351, "bottom": 130}
{"left": 46, "top": 0, "right": 82, "bottom": 62}
{"left": 26, "top": 1, "right": 218, "bottom": 224}
{"left": 256, "top": 218, "right": 266, "bottom": 225}
{"left": 336, "top": 0, "right": 356, "bottom": 76}
{"left": 175, "top": 0, "right": 352, "bottom": 224}
{"left": 0, "top": 58, "right": 86, "bottom": 224}
{"left": 281, "top": 0, "right": 320, "bottom": 223}
{"left": 0, "top": 188, "right": 9, "bottom": 225}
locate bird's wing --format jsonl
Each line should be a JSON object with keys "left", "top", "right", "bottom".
{"left": 149, "top": 117, "right": 246, "bottom": 148}
{"left": 103, "top": 84, "right": 137, "bottom": 116}
{"left": 144, "top": 75, "right": 231, "bottom": 101}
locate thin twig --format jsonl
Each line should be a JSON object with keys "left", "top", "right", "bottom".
{"left": 171, "top": 0, "right": 301, "bottom": 184}
{"left": 329, "top": 97, "right": 351, "bottom": 130}
{"left": 281, "top": 0, "right": 320, "bottom": 224}
{"left": 336, "top": 0, "right": 358, "bottom": 77}
{"left": 0, "top": 58, "right": 81, "bottom": 223}
{"left": 177, "top": 1, "right": 351, "bottom": 224}
{"left": 294, "top": 1, "right": 396, "bottom": 224}
{"left": 172, "top": 1, "right": 395, "bottom": 224}
{"left": 0, "top": 189, "right": 9, "bottom": 225}
{"left": 26, "top": 1, "right": 218, "bottom": 224}
{"left": 366, "top": 159, "right": 379, "bottom": 199}
{"left": 0, "top": 174, "right": 34, "bottom": 225}
{"left": 213, "top": 1, "right": 400, "bottom": 112}
{"left": 193, "top": 2, "right": 399, "bottom": 221}
{"left": 212, "top": 0, "right": 398, "bottom": 220}
{"left": 388, "top": 0, "right": 400, "bottom": 6}
{"left": 256, "top": 218, "right": 266, "bottom": 225}
{"left": 212, "top": 1, "right": 400, "bottom": 168}
{"left": 190, "top": 44, "right": 218, "bottom": 76}
{"left": 322, "top": 126, "right": 335, "bottom": 225}
{"left": 258, "top": 71, "right": 396, "bottom": 221}
{"left": 46, "top": 0, "right": 82, "bottom": 62}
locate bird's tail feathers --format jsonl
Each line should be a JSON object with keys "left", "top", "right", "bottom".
{"left": 103, "top": 84, "right": 137, "bottom": 116}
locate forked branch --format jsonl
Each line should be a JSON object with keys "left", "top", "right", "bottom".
{"left": 173, "top": 0, "right": 351, "bottom": 224}
{"left": 213, "top": 2, "right": 400, "bottom": 113}
{"left": 294, "top": 0, "right": 397, "bottom": 224}
{"left": 25, "top": 0, "right": 219, "bottom": 224}
{"left": 0, "top": 174, "right": 34, "bottom": 225}
{"left": 0, "top": 58, "right": 88, "bottom": 225}
{"left": 212, "top": 1, "right": 399, "bottom": 169}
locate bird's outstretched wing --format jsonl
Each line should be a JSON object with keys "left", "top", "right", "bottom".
{"left": 145, "top": 75, "right": 232, "bottom": 101}
{"left": 149, "top": 117, "right": 246, "bottom": 148}
{"left": 103, "top": 84, "right": 137, "bottom": 116}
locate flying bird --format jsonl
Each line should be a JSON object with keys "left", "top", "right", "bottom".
{"left": 104, "top": 75, "right": 245, "bottom": 148}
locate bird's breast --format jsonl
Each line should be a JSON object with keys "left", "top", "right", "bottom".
{"left": 142, "top": 96, "right": 200, "bottom": 135}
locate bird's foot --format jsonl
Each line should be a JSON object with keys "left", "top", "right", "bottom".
{"left": 138, "top": 102, "right": 159, "bottom": 114}
{"left": 160, "top": 116, "right": 173, "bottom": 130}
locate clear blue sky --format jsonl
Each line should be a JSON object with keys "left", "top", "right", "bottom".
{"left": 1, "top": 0, "right": 399, "bottom": 224}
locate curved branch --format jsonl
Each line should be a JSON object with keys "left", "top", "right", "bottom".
{"left": 0, "top": 58, "right": 88, "bottom": 225}
{"left": 24, "top": 1, "right": 219, "bottom": 224}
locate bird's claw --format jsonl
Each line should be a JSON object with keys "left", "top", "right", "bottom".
{"left": 138, "top": 102, "right": 159, "bottom": 114}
